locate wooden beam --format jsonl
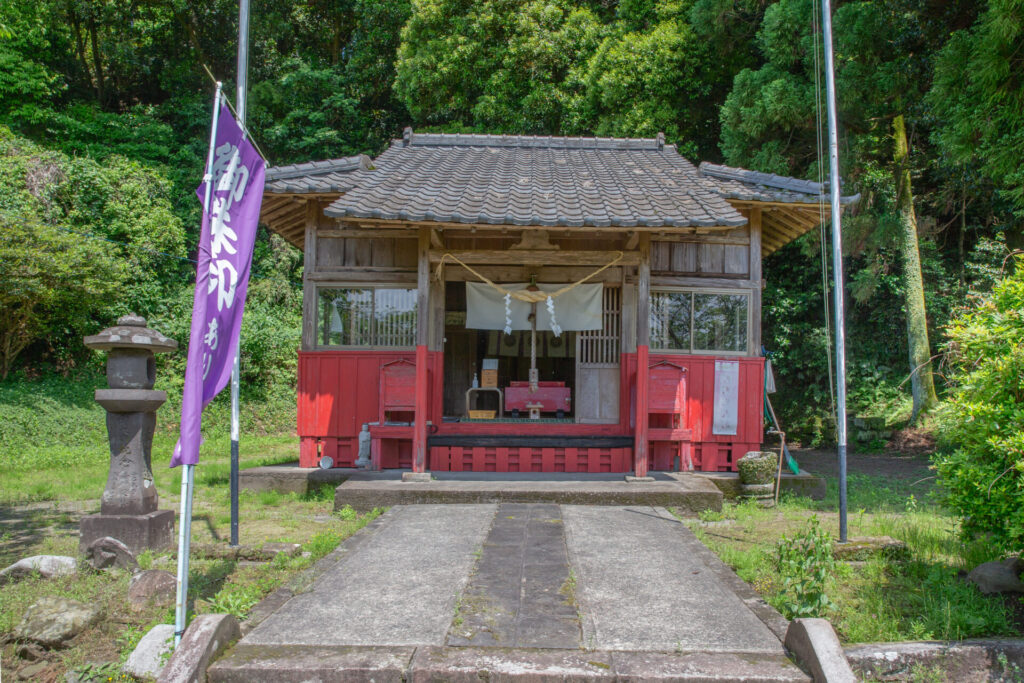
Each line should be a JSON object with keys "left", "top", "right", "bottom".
{"left": 428, "top": 249, "right": 638, "bottom": 266}
{"left": 749, "top": 208, "right": 762, "bottom": 354}
{"left": 442, "top": 266, "right": 624, "bottom": 283}
{"left": 637, "top": 234, "right": 651, "bottom": 348}
{"left": 413, "top": 227, "right": 431, "bottom": 474}
{"left": 307, "top": 270, "right": 417, "bottom": 283}
{"left": 650, "top": 275, "right": 759, "bottom": 289}
{"left": 771, "top": 209, "right": 817, "bottom": 237}
{"left": 261, "top": 199, "right": 304, "bottom": 223}
{"left": 635, "top": 233, "right": 651, "bottom": 478}
{"left": 625, "top": 231, "right": 640, "bottom": 250}
{"left": 319, "top": 228, "right": 417, "bottom": 239}
{"left": 430, "top": 228, "right": 444, "bottom": 249}
{"left": 301, "top": 200, "right": 319, "bottom": 351}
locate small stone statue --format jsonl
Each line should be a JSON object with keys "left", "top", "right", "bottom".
{"left": 80, "top": 315, "right": 177, "bottom": 554}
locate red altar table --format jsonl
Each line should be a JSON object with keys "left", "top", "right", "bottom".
{"left": 504, "top": 381, "right": 572, "bottom": 415}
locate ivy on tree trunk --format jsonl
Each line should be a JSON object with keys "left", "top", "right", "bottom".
{"left": 893, "top": 114, "right": 938, "bottom": 422}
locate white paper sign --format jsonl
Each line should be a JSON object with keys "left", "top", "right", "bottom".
{"left": 712, "top": 360, "right": 739, "bottom": 435}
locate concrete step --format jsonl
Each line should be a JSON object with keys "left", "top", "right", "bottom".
{"left": 333, "top": 474, "right": 723, "bottom": 515}
{"left": 208, "top": 644, "right": 810, "bottom": 682}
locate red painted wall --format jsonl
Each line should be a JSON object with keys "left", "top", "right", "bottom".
{"left": 297, "top": 350, "right": 763, "bottom": 471}
{"left": 297, "top": 350, "right": 442, "bottom": 467}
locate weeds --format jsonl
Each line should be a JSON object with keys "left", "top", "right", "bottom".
{"left": 690, "top": 478, "right": 1020, "bottom": 643}
{"left": 774, "top": 516, "right": 837, "bottom": 619}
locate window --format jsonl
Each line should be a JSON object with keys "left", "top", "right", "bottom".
{"left": 650, "top": 290, "right": 749, "bottom": 354}
{"left": 318, "top": 287, "right": 417, "bottom": 347}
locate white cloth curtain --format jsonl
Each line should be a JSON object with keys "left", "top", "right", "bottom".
{"left": 465, "top": 283, "right": 603, "bottom": 331}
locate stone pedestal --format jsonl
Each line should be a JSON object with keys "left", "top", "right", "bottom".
{"left": 80, "top": 510, "right": 175, "bottom": 554}
{"left": 81, "top": 315, "right": 178, "bottom": 555}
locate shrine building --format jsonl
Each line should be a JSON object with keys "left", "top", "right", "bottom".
{"left": 259, "top": 129, "right": 855, "bottom": 476}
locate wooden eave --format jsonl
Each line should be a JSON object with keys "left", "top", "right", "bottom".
{"left": 728, "top": 200, "right": 832, "bottom": 257}
{"left": 260, "top": 192, "right": 340, "bottom": 249}
{"left": 331, "top": 216, "right": 747, "bottom": 236}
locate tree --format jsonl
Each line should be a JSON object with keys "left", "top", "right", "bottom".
{"left": 719, "top": 0, "right": 947, "bottom": 421}
{"left": 394, "top": 0, "right": 603, "bottom": 133}
{"left": 930, "top": 0, "right": 1024, "bottom": 238}
{"left": 0, "top": 216, "right": 124, "bottom": 379}
{"left": 565, "top": 4, "right": 717, "bottom": 157}
{"left": 0, "top": 126, "right": 186, "bottom": 374}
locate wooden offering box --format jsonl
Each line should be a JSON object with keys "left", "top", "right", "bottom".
{"left": 504, "top": 381, "right": 572, "bottom": 414}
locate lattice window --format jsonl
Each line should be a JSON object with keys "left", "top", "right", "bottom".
{"left": 578, "top": 286, "right": 621, "bottom": 365}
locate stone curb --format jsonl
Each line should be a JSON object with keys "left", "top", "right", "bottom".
{"left": 784, "top": 618, "right": 857, "bottom": 683}
{"left": 845, "top": 638, "right": 1024, "bottom": 681}
{"left": 209, "top": 644, "right": 810, "bottom": 682}
{"left": 158, "top": 614, "right": 240, "bottom": 683}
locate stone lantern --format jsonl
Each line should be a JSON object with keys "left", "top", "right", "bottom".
{"left": 80, "top": 314, "right": 178, "bottom": 554}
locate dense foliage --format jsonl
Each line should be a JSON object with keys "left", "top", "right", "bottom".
{"left": 934, "top": 259, "right": 1024, "bottom": 552}
{"left": 0, "top": 0, "right": 1020, "bottom": 444}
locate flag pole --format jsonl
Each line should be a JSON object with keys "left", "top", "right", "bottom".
{"left": 820, "top": 0, "right": 849, "bottom": 542}
{"left": 175, "top": 81, "right": 222, "bottom": 647}
{"left": 229, "top": 0, "right": 249, "bottom": 549}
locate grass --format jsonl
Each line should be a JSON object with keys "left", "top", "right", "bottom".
{"left": 0, "top": 370, "right": 383, "bottom": 680}
{"left": 684, "top": 472, "right": 1023, "bottom": 644}
{"left": 0, "top": 369, "right": 300, "bottom": 505}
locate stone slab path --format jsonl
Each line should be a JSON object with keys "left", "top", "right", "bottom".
{"left": 212, "top": 504, "right": 807, "bottom": 682}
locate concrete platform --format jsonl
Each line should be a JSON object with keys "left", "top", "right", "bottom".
{"left": 208, "top": 504, "right": 809, "bottom": 682}
{"left": 333, "top": 471, "right": 723, "bottom": 515}
{"left": 239, "top": 463, "right": 353, "bottom": 495}
{"left": 693, "top": 470, "right": 828, "bottom": 500}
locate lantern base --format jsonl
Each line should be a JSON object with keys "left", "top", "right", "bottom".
{"left": 79, "top": 509, "right": 175, "bottom": 555}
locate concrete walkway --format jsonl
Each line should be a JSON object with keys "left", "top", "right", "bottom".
{"left": 210, "top": 504, "right": 808, "bottom": 682}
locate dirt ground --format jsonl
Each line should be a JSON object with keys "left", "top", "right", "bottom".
{"left": 793, "top": 448, "right": 934, "bottom": 483}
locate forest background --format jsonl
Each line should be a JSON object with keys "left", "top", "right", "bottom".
{"left": 1, "top": 0, "right": 1022, "bottom": 450}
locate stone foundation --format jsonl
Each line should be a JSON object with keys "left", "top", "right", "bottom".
{"left": 79, "top": 509, "right": 175, "bottom": 555}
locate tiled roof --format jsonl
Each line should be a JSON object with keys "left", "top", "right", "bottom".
{"left": 698, "top": 162, "right": 859, "bottom": 205}
{"left": 322, "top": 130, "right": 748, "bottom": 228}
{"left": 264, "top": 155, "right": 373, "bottom": 194}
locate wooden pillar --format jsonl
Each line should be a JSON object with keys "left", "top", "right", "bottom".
{"left": 749, "top": 208, "right": 763, "bottom": 354}
{"left": 634, "top": 233, "right": 651, "bottom": 478}
{"left": 300, "top": 200, "right": 319, "bottom": 351}
{"left": 413, "top": 227, "right": 430, "bottom": 474}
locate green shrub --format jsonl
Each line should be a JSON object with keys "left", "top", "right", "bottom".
{"left": 774, "top": 515, "right": 837, "bottom": 618}
{"left": 934, "top": 258, "right": 1024, "bottom": 553}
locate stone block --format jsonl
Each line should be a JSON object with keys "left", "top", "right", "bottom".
{"left": 784, "top": 618, "right": 857, "bottom": 683}
{"left": 845, "top": 638, "right": 1024, "bottom": 681}
{"left": 123, "top": 624, "right": 175, "bottom": 680}
{"left": 0, "top": 555, "right": 77, "bottom": 585}
{"left": 967, "top": 557, "right": 1024, "bottom": 594}
{"left": 13, "top": 596, "right": 100, "bottom": 648}
{"left": 129, "top": 569, "right": 177, "bottom": 611}
{"left": 401, "top": 472, "right": 431, "bottom": 482}
{"left": 79, "top": 508, "right": 174, "bottom": 555}
{"left": 158, "top": 614, "right": 240, "bottom": 683}
{"left": 833, "top": 536, "right": 909, "bottom": 563}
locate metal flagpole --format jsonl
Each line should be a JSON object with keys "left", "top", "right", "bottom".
{"left": 820, "top": 0, "right": 849, "bottom": 542}
{"left": 175, "top": 82, "right": 222, "bottom": 646}
{"left": 229, "top": 0, "right": 249, "bottom": 549}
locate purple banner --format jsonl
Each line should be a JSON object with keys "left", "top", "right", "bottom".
{"left": 171, "top": 104, "right": 266, "bottom": 467}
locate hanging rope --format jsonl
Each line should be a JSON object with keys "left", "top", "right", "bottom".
{"left": 434, "top": 251, "right": 625, "bottom": 304}
{"left": 812, "top": 2, "right": 838, "bottom": 426}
